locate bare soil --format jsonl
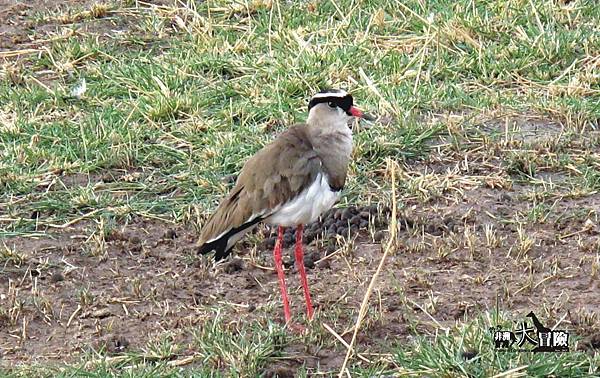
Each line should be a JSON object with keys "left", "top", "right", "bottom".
{"left": 1, "top": 0, "right": 175, "bottom": 61}
{"left": 1, "top": 0, "right": 106, "bottom": 51}
{"left": 2, "top": 163, "right": 599, "bottom": 372}
{"left": 1, "top": 2, "right": 599, "bottom": 373}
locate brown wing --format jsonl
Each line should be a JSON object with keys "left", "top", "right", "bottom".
{"left": 197, "top": 124, "right": 322, "bottom": 259}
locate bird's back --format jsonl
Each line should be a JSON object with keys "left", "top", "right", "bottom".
{"left": 197, "top": 124, "right": 322, "bottom": 259}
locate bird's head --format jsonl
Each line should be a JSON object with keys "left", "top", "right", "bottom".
{"left": 306, "top": 89, "right": 373, "bottom": 127}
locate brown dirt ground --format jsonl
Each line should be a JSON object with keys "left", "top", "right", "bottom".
{"left": 1, "top": 2, "right": 599, "bottom": 374}
{"left": 2, "top": 155, "right": 600, "bottom": 372}
{"left": 1, "top": 0, "right": 109, "bottom": 51}
{"left": 1, "top": 0, "right": 175, "bottom": 63}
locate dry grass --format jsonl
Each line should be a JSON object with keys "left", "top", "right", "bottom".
{"left": 1, "top": 0, "right": 599, "bottom": 376}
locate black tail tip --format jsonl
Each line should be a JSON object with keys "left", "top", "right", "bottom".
{"left": 196, "top": 240, "right": 229, "bottom": 261}
{"left": 196, "top": 242, "right": 211, "bottom": 255}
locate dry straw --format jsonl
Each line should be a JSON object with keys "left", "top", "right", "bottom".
{"left": 338, "top": 158, "right": 399, "bottom": 377}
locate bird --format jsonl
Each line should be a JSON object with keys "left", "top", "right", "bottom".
{"left": 197, "top": 89, "right": 370, "bottom": 323}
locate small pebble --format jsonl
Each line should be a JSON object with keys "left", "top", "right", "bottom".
{"left": 264, "top": 367, "right": 295, "bottom": 378}
{"left": 426, "top": 224, "right": 436, "bottom": 234}
{"left": 359, "top": 211, "right": 371, "bottom": 219}
{"left": 375, "top": 217, "right": 389, "bottom": 227}
{"left": 326, "top": 244, "right": 337, "bottom": 255}
{"left": 367, "top": 204, "right": 379, "bottom": 214}
{"left": 350, "top": 215, "right": 362, "bottom": 225}
{"left": 282, "top": 256, "right": 293, "bottom": 268}
{"left": 106, "top": 230, "right": 126, "bottom": 242}
{"left": 430, "top": 228, "right": 443, "bottom": 236}
{"left": 461, "top": 350, "right": 478, "bottom": 360}
{"left": 359, "top": 220, "right": 369, "bottom": 229}
{"left": 108, "top": 335, "right": 130, "bottom": 354}
{"left": 317, "top": 259, "right": 331, "bottom": 269}
{"left": 334, "top": 209, "right": 343, "bottom": 220}
{"left": 374, "top": 230, "right": 386, "bottom": 242}
{"left": 304, "top": 232, "right": 315, "bottom": 244}
{"left": 91, "top": 308, "right": 112, "bottom": 319}
{"left": 585, "top": 334, "right": 600, "bottom": 350}
{"left": 341, "top": 208, "right": 353, "bottom": 221}
{"left": 264, "top": 237, "right": 276, "bottom": 248}
{"left": 224, "top": 258, "right": 244, "bottom": 274}
{"left": 303, "top": 254, "right": 316, "bottom": 269}
{"left": 164, "top": 229, "right": 177, "bottom": 239}
{"left": 50, "top": 271, "right": 64, "bottom": 283}
{"left": 496, "top": 206, "right": 510, "bottom": 216}
{"left": 101, "top": 173, "right": 115, "bottom": 182}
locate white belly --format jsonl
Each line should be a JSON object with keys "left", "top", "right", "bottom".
{"left": 266, "top": 173, "right": 340, "bottom": 227}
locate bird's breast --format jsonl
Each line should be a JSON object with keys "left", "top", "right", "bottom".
{"left": 266, "top": 172, "right": 340, "bottom": 227}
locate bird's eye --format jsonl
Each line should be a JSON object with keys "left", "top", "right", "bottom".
{"left": 328, "top": 102, "right": 336, "bottom": 108}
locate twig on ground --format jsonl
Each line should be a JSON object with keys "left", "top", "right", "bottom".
{"left": 338, "top": 159, "right": 399, "bottom": 377}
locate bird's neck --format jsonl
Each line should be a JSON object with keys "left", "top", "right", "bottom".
{"left": 305, "top": 118, "right": 353, "bottom": 174}
{"left": 306, "top": 117, "right": 352, "bottom": 142}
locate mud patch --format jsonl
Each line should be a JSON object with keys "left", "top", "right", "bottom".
{"left": 479, "top": 115, "right": 564, "bottom": 144}
{"left": 1, "top": 0, "right": 104, "bottom": 51}
{"left": 1, "top": 0, "right": 177, "bottom": 67}
{"left": 2, "top": 185, "right": 600, "bottom": 370}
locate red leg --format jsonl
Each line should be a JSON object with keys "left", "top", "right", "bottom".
{"left": 295, "top": 224, "right": 314, "bottom": 320}
{"left": 274, "top": 226, "right": 291, "bottom": 323}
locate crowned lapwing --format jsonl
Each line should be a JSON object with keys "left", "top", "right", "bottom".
{"left": 197, "top": 89, "right": 370, "bottom": 323}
